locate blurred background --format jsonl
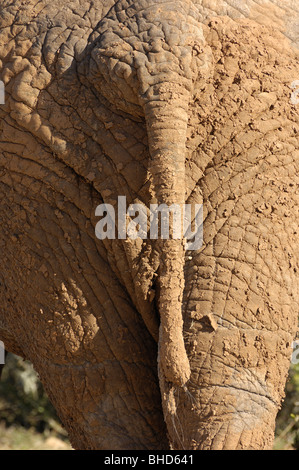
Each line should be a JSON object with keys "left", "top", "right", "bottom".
{"left": 0, "top": 353, "right": 298, "bottom": 450}
{"left": 0, "top": 354, "right": 71, "bottom": 450}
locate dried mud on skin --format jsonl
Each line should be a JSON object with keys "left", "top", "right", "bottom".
{"left": 0, "top": 0, "right": 298, "bottom": 451}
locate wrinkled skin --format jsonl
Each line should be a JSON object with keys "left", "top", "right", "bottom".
{"left": 0, "top": 0, "right": 298, "bottom": 450}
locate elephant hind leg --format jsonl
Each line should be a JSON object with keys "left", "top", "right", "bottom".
{"left": 35, "top": 358, "right": 168, "bottom": 450}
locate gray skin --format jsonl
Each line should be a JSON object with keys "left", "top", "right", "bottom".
{"left": 0, "top": 0, "right": 298, "bottom": 450}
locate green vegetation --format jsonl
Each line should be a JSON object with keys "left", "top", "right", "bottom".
{"left": 0, "top": 353, "right": 71, "bottom": 450}
{"left": 0, "top": 353, "right": 298, "bottom": 450}
{"left": 274, "top": 363, "right": 299, "bottom": 450}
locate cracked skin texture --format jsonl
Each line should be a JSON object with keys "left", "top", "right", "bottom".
{"left": 0, "top": 0, "right": 298, "bottom": 450}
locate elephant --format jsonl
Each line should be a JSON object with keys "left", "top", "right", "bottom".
{"left": 0, "top": 0, "right": 298, "bottom": 450}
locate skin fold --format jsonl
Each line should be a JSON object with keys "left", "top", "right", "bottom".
{"left": 0, "top": 0, "right": 298, "bottom": 450}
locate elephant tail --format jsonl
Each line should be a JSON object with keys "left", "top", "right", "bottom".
{"left": 143, "top": 87, "right": 191, "bottom": 386}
